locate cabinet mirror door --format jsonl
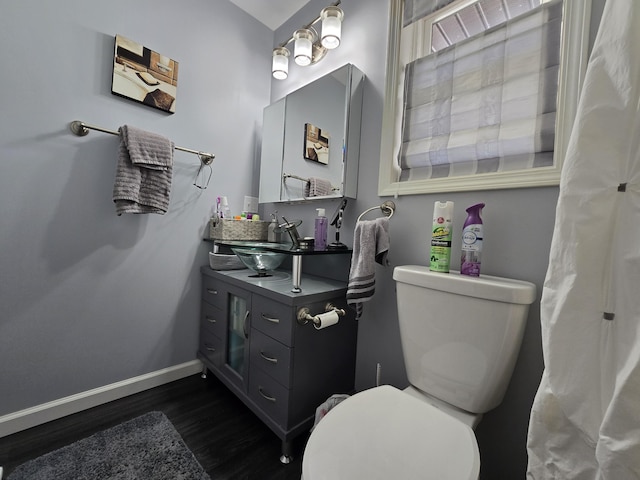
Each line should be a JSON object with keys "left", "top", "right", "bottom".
{"left": 259, "top": 64, "right": 364, "bottom": 203}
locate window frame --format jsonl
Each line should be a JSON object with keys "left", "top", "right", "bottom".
{"left": 378, "top": 0, "right": 593, "bottom": 196}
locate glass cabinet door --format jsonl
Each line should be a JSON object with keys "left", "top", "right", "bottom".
{"left": 222, "top": 284, "right": 252, "bottom": 392}
{"left": 227, "top": 293, "right": 248, "bottom": 377}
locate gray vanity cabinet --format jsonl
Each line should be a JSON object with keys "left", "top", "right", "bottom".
{"left": 198, "top": 266, "right": 358, "bottom": 462}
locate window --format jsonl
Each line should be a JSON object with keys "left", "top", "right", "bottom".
{"left": 378, "top": 0, "right": 593, "bottom": 195}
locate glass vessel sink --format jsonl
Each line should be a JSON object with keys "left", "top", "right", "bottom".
{"left": 213, "top": 240, "right": 352, "bottom": 292}
{"left": 231, "top": 247, "right": 287, "bottom": 277}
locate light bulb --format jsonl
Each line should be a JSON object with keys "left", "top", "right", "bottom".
{"left": 321, "top": 6, "right": 344, "bottom": 49}
{"left": 294, "top": 29, "right": 314, "bottom": 66}
{"left": 272, "top": 47, "right": 289, "bottom": 80}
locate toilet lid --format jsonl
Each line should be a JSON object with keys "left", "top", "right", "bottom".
{"left": 302, "top": 385, "right": 480, "bottom": 480}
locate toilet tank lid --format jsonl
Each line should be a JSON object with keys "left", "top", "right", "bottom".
{"left": 393, "top": 265, "right": 536, "bottom": 305}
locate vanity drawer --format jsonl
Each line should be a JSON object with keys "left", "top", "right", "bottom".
{"left": 252, "top": 295, "right": 294, "bottom": 345}
{"left": 250, "top": 329, "right": 292, "bottom": 388}
{"left": 199, "top": 328, "right": 224, "bottom": 368}
{"left": 249, "top": 367, "right": 290, "bottom": 427}
{"left": 200, "top": 302, "right": 226, "bottom": 339}
{"left": 202, "top": 276, "right": 224, "bottom": 309}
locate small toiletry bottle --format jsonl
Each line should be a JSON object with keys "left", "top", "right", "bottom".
{"left": 430, "top": 201, "right": 454, "bottom": 273}
{"left": 314, "top": 208, "right": 328, "bottom": 250}
{"left": 460, "top": 203, "right": 485, "bottom": 277}
{"left": 221, "top": 196, "right": 231, "bottom": 219}
{"left": 268, "top": 212, "right": 281, "bottom": 242}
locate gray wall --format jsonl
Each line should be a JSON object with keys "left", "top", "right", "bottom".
{"left": 268, "top": 0, "right": 606, "bottom": 478}
{"left": 0, "top": 1, "right": 272, "bottom": 415}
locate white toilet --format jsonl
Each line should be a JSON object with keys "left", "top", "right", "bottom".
{"left": 302, "top": 265, "right": 536, "bottom": 479}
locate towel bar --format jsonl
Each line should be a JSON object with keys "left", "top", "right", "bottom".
{"left": 283, "top": 173, "right": 309, "bottom": 183}
{"left": 69, "top": 120, "right": 215, "bottom": 164}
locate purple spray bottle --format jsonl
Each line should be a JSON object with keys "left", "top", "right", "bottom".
{"left": 460, "top": 203, "right": 485, "bottom": 277}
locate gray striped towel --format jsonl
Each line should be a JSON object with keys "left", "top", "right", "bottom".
{"left": 112, "top": 125, "right": 174, "bottom": 215}
{"left": 346, "top": 217, "right": 390, "bottom": 319}
{"left": 304, "top": 177, "right": 333, "bottom": 197}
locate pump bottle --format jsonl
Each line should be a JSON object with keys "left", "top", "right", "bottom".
{"left": 314, "top": 208, "right": 328, "bottom": 250}
{"left": 460, "top": 203, "right": 485, "bottom": 277}
{"left": 268, "top": 212, "right": 282, "bottom": 242}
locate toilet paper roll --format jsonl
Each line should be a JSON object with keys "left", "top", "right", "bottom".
{"left": 313, "top": 310, "right": 340, "bottom": 330}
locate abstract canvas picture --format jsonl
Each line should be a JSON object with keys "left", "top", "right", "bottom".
{"left": 112, "top": 35, "right": 179, "bottom": 113}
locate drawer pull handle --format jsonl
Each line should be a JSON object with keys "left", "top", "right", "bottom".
{"left": 261, "top": 314, "right": 280, "bottom": 324}
{"left": 206, "top": 316, "right": 217, "bottom": 323}
{"left": 243, "top": 310, "right": 250, "bottom": 339}
{"left": 258, "top": 386, "right": 276, "bottom": 403}
{"left": 206, "top": 288, "right": 218, "bottom": 295}
{"left": 205, "top": 344, "right": 216, "bottom": 352}
{"left": 259, "top": 351, "right": 278, "bottom": 364}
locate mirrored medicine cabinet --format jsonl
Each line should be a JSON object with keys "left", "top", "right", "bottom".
{"left": 258, "top": 64, "right": 364, "bottom": 204}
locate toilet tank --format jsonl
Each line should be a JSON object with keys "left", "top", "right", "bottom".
{"left": 393, "top": 265, "right": 536, "bottom": 414}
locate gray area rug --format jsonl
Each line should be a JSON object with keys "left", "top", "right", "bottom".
{"left": 7, "top": 411, "right": 211, "bottom": 480}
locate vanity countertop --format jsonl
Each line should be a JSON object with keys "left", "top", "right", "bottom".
{"left": 201, "top": 265, "right": 348, "bottom": 305}
{"left": 213, "top": 239, "right": 352, "bottom": 256}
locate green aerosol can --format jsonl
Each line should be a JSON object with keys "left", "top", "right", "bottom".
{"left": 429, "top": 201, "right": 454, "bottom": 273}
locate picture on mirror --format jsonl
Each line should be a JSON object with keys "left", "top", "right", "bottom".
{"left": 304, "top": 123, "right": 330, "bottom": 165}
{"left": 112, "top": 34, "right": 179, "bottom": 113}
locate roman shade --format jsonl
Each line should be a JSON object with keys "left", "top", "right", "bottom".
{"left": 398, "top": 0, "right": 562, "bottom": 182}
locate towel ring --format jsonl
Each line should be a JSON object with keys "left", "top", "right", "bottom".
{"left": 357, "top": 201, "right": 395, "bottom": 222}
{"left": 193, "top": 153, "right": 213, "bottom": 189}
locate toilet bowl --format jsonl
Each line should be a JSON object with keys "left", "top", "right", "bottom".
{"left": 302, "top": 385, "right": 480, "bottom": 480}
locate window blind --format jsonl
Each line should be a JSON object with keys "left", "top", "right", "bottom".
{"left": 403, "top": 0, "right": 455, "bottom": 26}
{"left": 398, "top": 0, "right": 562, "bottom": 182}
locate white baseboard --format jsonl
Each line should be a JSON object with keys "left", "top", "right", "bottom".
{"left": 0, "top": 359, "right": 204, "bottom": 438}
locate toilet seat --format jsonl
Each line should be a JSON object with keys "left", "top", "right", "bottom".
{"left": 302, "top": 385, "right": 480, "bottom": 480}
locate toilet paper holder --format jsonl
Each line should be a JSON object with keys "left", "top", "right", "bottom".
{"left": 297, "top": 303, "right": 346, "bottom": 327}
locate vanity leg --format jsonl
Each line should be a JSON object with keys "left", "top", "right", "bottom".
{"left": 291, "top": 255, "right": 302, "bottom": 293}
{"left": 201, "top": 365, "right": 208, "bottom": 379}
{"left": 279, "top": 440, "right": 293, "bottom": 464}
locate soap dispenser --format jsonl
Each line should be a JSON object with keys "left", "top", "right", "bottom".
{"left": 268, "top": 211, "right": 282, "bottom": 242}
{"left": 314, "top": 208, "right": 328, "bottom": 250}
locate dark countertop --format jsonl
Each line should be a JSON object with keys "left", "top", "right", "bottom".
{"left": 201, "top": 265, "right": 348, "bottom": 305}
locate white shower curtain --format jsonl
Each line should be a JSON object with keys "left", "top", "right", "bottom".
{"left": 526, "top": 1, "right": 640, "bottom": 478}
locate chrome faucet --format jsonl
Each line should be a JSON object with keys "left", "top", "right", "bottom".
{"left": 280, "top": 217, "right": 302, "bottom": 248}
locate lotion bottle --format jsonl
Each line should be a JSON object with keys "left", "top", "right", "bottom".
{"left": 460, "top": 203, "right": 485, "bottom": 276}
{"left": 314, "top": 208, "right": 328, "bottom": 250}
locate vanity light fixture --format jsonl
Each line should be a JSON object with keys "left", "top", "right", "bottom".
{"left": 272, "top": 47, "right": 290, "bottom": 80}
{"left": 320, "top": 6, "right": 343, "bottom": 49}
{"left": 294, "top": 28, "right": 314, "bottom": 66}
{"left": 271, "top": 1, "right": 343, "bottom": 80}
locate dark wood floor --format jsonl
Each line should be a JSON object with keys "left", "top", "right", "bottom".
{"left": 0, "top": 373, "right": 306, "bottom": 479}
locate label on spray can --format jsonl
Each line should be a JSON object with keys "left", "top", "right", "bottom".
{"left": 430, "top": 201, "right": 454, "bottom": 273}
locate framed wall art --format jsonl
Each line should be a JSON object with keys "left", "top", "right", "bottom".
{"left": 111, "top": 35, "right": 179, "bottom": 113}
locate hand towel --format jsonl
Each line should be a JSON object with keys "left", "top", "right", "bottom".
{"left": 304, "top": 177, "right": 333, "bottom": 197}
{"left": 346, "top": 217, "right": 390, "bottom": 319}
{"left": 112, "top": 125, "right": 174, "bottom": 215}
